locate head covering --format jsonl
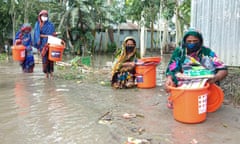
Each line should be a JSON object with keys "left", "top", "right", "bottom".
{"left": 38, "top": 10, "right": 48, "bottom": 23}
{"left": 123, "top": 36, "right": 136, "bottom": 46}
{"left": 182, "top": 28, "right": 203, "bottom": 45}
{"left": 39, "top": 10, "right": 48, "bottom": 16}
{"left": 21, "top": 23, "right": 32, "bottom": 32}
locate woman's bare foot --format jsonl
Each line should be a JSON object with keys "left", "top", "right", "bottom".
{"left": 50, "top": 73, "right": 54, "bottom": 80}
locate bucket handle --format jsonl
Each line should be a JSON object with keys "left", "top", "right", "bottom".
{"left": 135, "top": 61, "right": 159, "bottom": 66}
{"left": 135, "top": 64, "right": 156, "bottom": 76}
{"left": 168, "top": 89, "right": 185, "bottom": 102}
{"left": 61, "top": 40, "right": 66, "bottom": 47}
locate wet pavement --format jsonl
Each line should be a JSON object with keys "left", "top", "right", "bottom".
{"left": 0, "top": 54, "right": 240, "bottom": 144}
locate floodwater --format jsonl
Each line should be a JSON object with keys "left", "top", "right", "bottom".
{"left": 0, "top": 54, "right": 240, "bottom": 144}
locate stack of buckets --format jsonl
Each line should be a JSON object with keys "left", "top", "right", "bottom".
{"left": 11, "top": 45, "right": 26, "bottom": 61}
{"left": 135, "top": 57, "right": 161, "bottom": 88}
{"left": 168, "top": 83, "right": 224, "bottom": 123}
{"left": 47, "top": 36, "right": 65, "bottom": 61}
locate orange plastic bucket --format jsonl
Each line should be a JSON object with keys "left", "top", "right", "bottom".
{"left": 11, "top": 45, "right": 26, "bottom": 61}
{"left": 136, "top": 64, "right": 156, "bottom": 88}
{"left": 48, "top": 41, "right": 65, "bottom": 61}
{"left": 135, "top": 57, "right": 161, "bottom": 88}
{"left": 168, "top": 83, "right": 209, "bottom": 123}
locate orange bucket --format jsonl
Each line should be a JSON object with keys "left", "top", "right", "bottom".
{"left": 48, "top": 41, "right": 65, "bottom": 61}
{"left": 135, "top": 57, "right": 161, "bottom": 88}
{"left": 11, "top": 45, "right": 26, "bottom": 61}
{"left": 168, "top": 83, "right": 209, "bottom": 123}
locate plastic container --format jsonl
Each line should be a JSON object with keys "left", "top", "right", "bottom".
{"left": 48, "top": 41, "right": 65, "bottom": 61}
{"left": 168, "top": 83, "right": 210, "bottom": 123}
{"left": 207, "top": 84, "right": 224, "bottom": 112}
{"left": 48, "top": 36, "right": 63, "bottom": 45}
{"left": 81, "top": 56, "right": 91, "bottom": 66}
{"left": 11, "top": 45, "right": 26, "bottom": 61}
{"left": 135, "top": 57, "right": 161, "bottom": 88}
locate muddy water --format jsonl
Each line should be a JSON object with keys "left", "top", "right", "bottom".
{"left": 0, "top": 55, "right": 240, "bottom": 144}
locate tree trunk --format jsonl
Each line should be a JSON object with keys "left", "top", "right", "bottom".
{"left": 98, "top": 32, "right": 103, "bottom": 54}
{"left": 117, "top": 24, "right": 120, "bottom": 49}
{"left": 161, "top": 19, "right": 169, "bottom": 53}
{"left": 24, "top": 0, "right": 29, "bottom": 23}
{"left": 91, "top": 29, "right": 96, "bottom": 55}
{"left": 12, "top": 12, "right": 16, "bottom": 45}
{"left": 104, "top": 29, "right": 108, "bottom": 52}
{"left": 150, "top": 21, "right": 154, "bottom": 51}
{"left": 140, "top": 11, "right": 145, "bottom": 58}
{"left": 175, "top": 0, "right": 182, "bottom": 46}
{"left": 108, "top": 28, "right": 114, "bottom": 43}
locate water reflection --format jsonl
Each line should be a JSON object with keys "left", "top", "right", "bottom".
{"left": 1, "top": 54, "right": 238, "bottom": 144}
{"left": 14, "top": 79, "right": 30, "bottom": 116}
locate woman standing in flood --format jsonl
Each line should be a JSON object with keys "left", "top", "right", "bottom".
{"left": 34, "top": 10, "right": 56, "bottom": 79}
{"left": 15, "top": 23, "right": 35, "bottom": 73}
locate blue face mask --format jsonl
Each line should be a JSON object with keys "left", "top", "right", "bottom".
{"left": 185, "top": 42, "right": 201, "bottom": 53}
{"left": 187, "top": 43, "right": 197, "bottom": 49}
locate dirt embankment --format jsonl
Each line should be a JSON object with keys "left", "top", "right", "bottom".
{"left": 220, "top": 67, "right": 240, "bottom": 106}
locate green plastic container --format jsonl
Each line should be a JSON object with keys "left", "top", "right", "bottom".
{"left": 81, "top": 56, "right": 91, "bottom": 66}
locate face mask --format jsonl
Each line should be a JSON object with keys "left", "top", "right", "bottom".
{"left": 126, "top": 46, "right": 135, "bottom": 53}
{"left": 185, "top": 42, "right": 201, "bottom": 52}
{"left": 41, "top": 16, "right": 48, "bottom": 22}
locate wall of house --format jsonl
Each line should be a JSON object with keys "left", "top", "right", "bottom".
{"left": 94, "top": 30, "right": 174, "bottom": 51}
{"left": 191, "top": 0, "right": 240, "bottom": 66}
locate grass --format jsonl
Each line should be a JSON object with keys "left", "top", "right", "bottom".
{"left": 0, "top": 53, "right": 8, "bottom": 61}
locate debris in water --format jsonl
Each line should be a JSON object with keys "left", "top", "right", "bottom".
{"left": 122, "top": 113, "right": 137, "bottom": 119}
{"left": 56, "top": 89, "right": 70, "bottom": 92}
{"left": 190, "top": 138, "right": 198, "bottom": 144}
{"left": 76, "top": 81, "right": 82, "bottom": 84}
{"left": 125, "top": 137, "right": 150, "bottom": 144}
{"left": 122, "top": 113, "right": 145, "bottom": 119}
{"left": 98, "top": 111, "right": 113, "bottom": 125}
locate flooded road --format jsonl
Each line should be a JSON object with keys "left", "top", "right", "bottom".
{"left": 0, "top": 54, "right": 240, "bottom": 144}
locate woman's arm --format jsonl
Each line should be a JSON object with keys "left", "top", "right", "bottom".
{"left": 208, "top": 69, "right": 228, "bottom": 84}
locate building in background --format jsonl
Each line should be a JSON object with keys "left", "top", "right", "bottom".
{"left": 191, "top": 0, "right": 240, "bottom": 66}
{"left": 94, "top": 21, "right": 175, "bottom": 53}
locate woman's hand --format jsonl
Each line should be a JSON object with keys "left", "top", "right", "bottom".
{"left": 123, "top": 62, "right": 135, "bottom": 67}
{"left": 15, "top": 39, "right": 22, "bottom": 45}
{"left": 207, "top": 70, "right": 228, "bottom": 84}
{"left": 165, "top": 76, "right": 176, "bottom": 92}
{"left": 207, "top": 75, "right": 218, "bottom": 84}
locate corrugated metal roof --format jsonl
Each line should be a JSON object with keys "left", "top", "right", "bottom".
{"left": 191, "top": 0, "right": 240, "bottom": 66}
{"left": 118, "top": 22, "right": 139, "bottom": 30}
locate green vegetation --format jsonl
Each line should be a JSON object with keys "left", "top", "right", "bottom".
{"left": 0, "top": 0, "right": 191, "bottom": 54}
{"left": 0, "top": 53, "right": 8, "bottom": 61}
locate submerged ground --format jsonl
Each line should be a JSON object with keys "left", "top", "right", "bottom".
{"left": 0, "top": 54, "right": 239, "bottom": 144}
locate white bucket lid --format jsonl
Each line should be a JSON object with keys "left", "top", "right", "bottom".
{"left": 48, "top": 36, "right": 63, "bottom": 45}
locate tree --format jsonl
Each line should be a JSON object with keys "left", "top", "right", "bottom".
{"left": 57, "top": 0, "right": 116, "bottom": 55}
{"left": 125, "top": 0, "right": 160, "bottom": 56}
{"left": 175, "top": 0, "right": 191, "bottom": 45}
{"left": 0, "top": 0, "right": 11, "bottom": 48}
